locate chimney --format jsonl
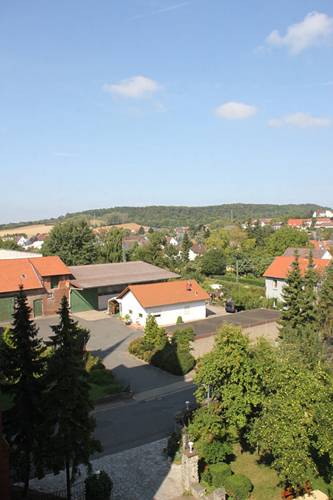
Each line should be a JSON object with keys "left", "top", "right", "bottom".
{"left": 186, "top": 280, "right": 192, "bottom": 291}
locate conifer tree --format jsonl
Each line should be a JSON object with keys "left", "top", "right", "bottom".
{"left": 300, "top": 252, "right": 319, "bottom": 327}
{"left": 279, "top": 255, "right": 304, "bottom": 337}
{"left": 318, "top": 262, "right": 333, "bottom": 339}
{"left": 44, "top": 297, "right": 101, "bottom": 500}
{"left": 181, "top": 232, "right": 192, "bottom": 263}
{"left": 0, "top": 287, "right": 46, "bottom": 497}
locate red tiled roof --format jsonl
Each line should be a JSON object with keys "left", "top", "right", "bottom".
{"left": 287, "top": 219, "right": 311, "bottom": 227}
{"left": 118, "top": 279, "right": 209, "bottom": 308}
{"left": 0, "top": 256, "right": 71, "bottom": 293}
{"left": 263, "top": 256, "right": 330, "bottom": 280}
{"left": 32, "top": 256, "right": 71, "bottom": 277}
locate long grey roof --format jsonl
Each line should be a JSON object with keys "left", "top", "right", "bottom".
{"left": 70, "top": 260, "right": 179, "bottom": 289}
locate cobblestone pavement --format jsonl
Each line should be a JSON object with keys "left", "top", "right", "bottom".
{"left": 29, "top": 439, "right": 185, "bottom": 500}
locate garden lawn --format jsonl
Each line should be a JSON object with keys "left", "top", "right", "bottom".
{"left": 88, "top": 368, "right": 123, "bottom": 403}
{"left": 231, "top": 445, "right": 280, "bottom": 500}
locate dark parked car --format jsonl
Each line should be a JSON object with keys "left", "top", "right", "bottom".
{"left": 225, "top": 299, "right": 237, "bottom": 313}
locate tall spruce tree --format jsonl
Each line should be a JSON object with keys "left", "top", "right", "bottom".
{"left": 279, "top": 255, "right": 304, "bottom": 338}
{"left": 181, "top": 232, "right": 192, "bottom": 263}
{"left": 0, "top": 287, "right": 46, "bottom": 497}
{"left": 44, "top": 297, "right": 101, "bottom": 500}
{"left": 300, "top": 252, "right": 319, "bottom": 327}
{"left": 318, "top": 262, "right": 333, "bottom": 339}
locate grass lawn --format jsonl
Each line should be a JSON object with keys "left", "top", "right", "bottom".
{"left": 231, "top": 445, "right": 280, "bottom": 500}
{"left": 88, "top": 368, "right": 123, "bottom": 403}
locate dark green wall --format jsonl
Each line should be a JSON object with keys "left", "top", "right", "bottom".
{"left": 70, "top": 288, "right": 98, "bottom": 312}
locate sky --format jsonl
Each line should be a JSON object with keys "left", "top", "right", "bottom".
{"left": 0, "top": 0, "right": 332, "bottom": 223}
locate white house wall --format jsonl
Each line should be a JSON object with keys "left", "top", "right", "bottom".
{"left": 265, "top": 278, "right": 286, "bottom": 302}
{"left": 146, "top": 301, "right": 206, "bottom": 326}
{"left": 118, "top": 292, "right": 206, "bottom": 326}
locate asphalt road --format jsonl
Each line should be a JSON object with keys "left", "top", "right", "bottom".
{"left": 93, "top": 386, "right": 196, "bottom": 456}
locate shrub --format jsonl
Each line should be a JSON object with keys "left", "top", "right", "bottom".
{"left": 151, "top": 342, "right": 195, "bottom": 375}
{"left": 200, "top": 466, "right": 212, "bottom": 486}
{"left": 209, "top": 463, "right": 232, "bottom": 488}
{"left": 224, "top": 473, "right": 253, "bottom": 500}
{"left": 128, "top": 337, "right": 155, "bottom": 362}
{"left": 201, "top": 440, "right": 233, "bottom": 465}
{"left": 85, "top": 352, "right": 104, "bottom": 372}
{"left": 85, "top": 470, "right": 113, "bottom": 500}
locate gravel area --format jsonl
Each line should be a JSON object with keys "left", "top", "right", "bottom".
{"left": 28, "top": 439, "right": 183, "bottom": 500}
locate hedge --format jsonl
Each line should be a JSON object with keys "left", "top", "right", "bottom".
{"left": 224, "top": 473, "right": 253, "bottom": 500}
{"left": 209, "top": 463, "right": 232, "bottom": 488}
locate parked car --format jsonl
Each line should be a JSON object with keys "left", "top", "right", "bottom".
{"left": 225, "top": 299, "right": 236, "bottom": 313}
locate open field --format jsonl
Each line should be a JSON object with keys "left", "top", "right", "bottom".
{"left": 0, "top": 224, "right": 54, "bottom": 237}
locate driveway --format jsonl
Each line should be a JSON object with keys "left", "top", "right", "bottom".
{"left": 36, "top": 314, "right": 184, "bottom": 394}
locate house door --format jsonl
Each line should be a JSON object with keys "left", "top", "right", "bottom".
{"left": 33, "top": 299, "right": 43, "bottom": 318}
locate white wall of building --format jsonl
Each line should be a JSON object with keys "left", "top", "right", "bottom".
{"left": 265, "top": 277, "right": 286, "bottom": 302}
{"left": 0, "top": 249, "right": 40, "bottom": 259}
{"left": 118, "top": 292, "right": 207, "bottom": 326}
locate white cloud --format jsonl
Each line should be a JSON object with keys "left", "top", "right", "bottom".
{"left": 266, "top": 11, "right": 333, "bottom": 54}
{"left": 215, "top": 101, "right": 257, "bottom": 120}
{"left": 268, "top": 112, "right": 332, "bottom": 128}
{"left": 103, "top": 75, "right": 161, "bottom": 98}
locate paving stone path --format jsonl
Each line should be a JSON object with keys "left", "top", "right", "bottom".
{"left": 28, "top": 438, "right": 185, "bottom": 500}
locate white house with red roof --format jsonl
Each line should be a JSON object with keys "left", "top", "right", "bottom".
{"left": 117, "top": 279, "right": 209, "bottom": 326}
{"left": 263, "top": 255, "right": 330, "bottom": 302}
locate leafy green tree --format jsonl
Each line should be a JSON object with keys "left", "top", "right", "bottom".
{"left": 200, "top": 249, "right": 226, "bottom": 276}
{"left": 44, "top": 297, "right": 101, "bottom": 500}
{"left": 249, "top": 361, "right": 333, "bottom": 489}
{"left": 43, "top": 219, "right": 97, "bottom": 265}
{"left": 265, "top": 226, "right": 309, "bottom": 256}
{"left": 194, "top": 325, "right": 259, "bottom": 443}
{"left": 0, "top": 237, "right": 20, "bottom": 250}
{"left": 99, "top": 228, "right": 123, "bottom": 263}
{"left": 181, "top": 232, "right": 192, "bottom": 263}
{"left": 0, "top": 288, "right": 46, "bottom": 497}
{"left": 138, "top": 225, "right": 145, "bottom": 235}
{"left": 318, "top": 262, "right": 333, "bottom": 339}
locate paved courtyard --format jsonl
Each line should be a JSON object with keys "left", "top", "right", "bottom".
{"left": 36, "top": 314, "right": 185, "bottom": 394}
{"left": 29, "top": 438, "right": 184, "bottom": 500}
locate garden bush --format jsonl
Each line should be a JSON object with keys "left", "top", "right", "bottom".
{"left": 224, "top": 473, "right": 253, "bottom": 500}
{"left": 201, "top": 439, "right": 233, "bottom": 465}
{"left": 128, "top": 337, "right": 155, "bottom": 361}
{"left": 85, "top": 352, "right": 104, "bottom": 372}
{"left": 209, "top": 462, "right": 232, "bottom": 488}
{"left": 200, "top": 465, "right": 212, "bottom": 486}
{"left": 151, "top": 342, "right": 195, "bottom": 375}
{"left": 85, "top": 470, "right": 113, "bottom": 500}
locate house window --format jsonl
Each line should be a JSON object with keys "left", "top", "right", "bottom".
{"left": 50, "top": 276, "right": 59, "bottom": 289}
{"left": 129, "top": 309, "right": 133, "bottom": 314}
{"left": 139, "top": 313, "right": 143, "bottom": 318}
{"left": 153, "top": 314, "right": 161, "bottom": 318}
{"left": 273, "top": 280, "right": 278, "bottom": 289}
{"left": 47, "top": 292, "right": 54, "bottom": 300}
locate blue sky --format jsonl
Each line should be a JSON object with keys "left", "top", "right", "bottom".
{"left": 0, "top": 0, "right": 332, "bottom": 223}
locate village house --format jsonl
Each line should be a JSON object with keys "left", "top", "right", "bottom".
{"left": 0, "top": 256, "right": 72, "bottom": 322}
{"left": 189, "top": 243, "right": 206, "bottom": 261}
{"left": 117, "top": 279, "right": 209, "bottom": 326}
{"left": 117, "top": 280, "right": 209, "bottom": 326}
{"left": 287, "top": 218, "right": 312, "bottom": 230}
{"left": 264, "top": 255, "right": 330, "bottom": 302}
{"left": 283, "top": 246, "right": 332, "bottom": 260}
{"left": 313, "top": 209, "right": 333, "bottom": 219}
{"left": 314, "top": 218, "right": 333, "bottom": 230}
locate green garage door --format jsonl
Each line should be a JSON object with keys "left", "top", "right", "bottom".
{"left": 33, "top": 299, "right": 43, "bottom": 318}
{"left": 70, "top": 288, "right": 98, "bottom": 313}
{"left": 0, "top": 297, "right": 15, "bottom": 322}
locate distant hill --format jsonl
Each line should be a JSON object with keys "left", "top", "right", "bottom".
{"left": 1, "top": 203, "right": 329, "bottom": 230}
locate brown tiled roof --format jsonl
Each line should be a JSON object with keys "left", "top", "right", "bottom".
{"left": 283, "top": 247, "right": 330, "bottom": 259}
{"left": 118, "top": 279, "right": 209, "bottom": 308}
{"left": 263, "top": 256, "right": 330, "bottom": 280}
{"left": 70, "top": 261, "right": 179, "bottom": 289}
